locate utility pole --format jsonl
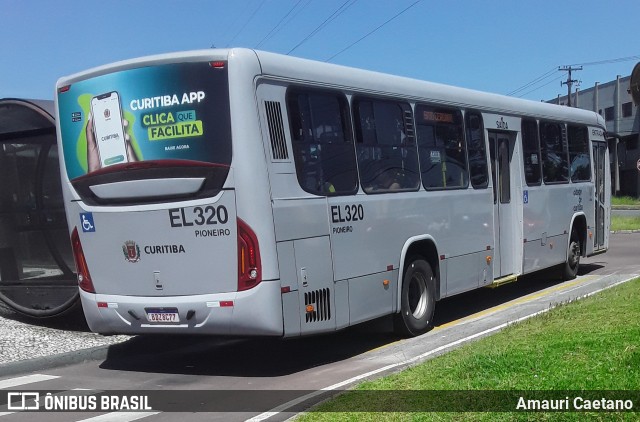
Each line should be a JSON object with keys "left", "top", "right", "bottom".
{"left": 559, "top": 65, "right": 582, "bottom": 107}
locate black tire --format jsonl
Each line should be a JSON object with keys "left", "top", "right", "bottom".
{"left": 394, "top": 257, "right": 436, "bottom": 337}
{"left": 562, "top": 230, "right": 581, "bottom": 280}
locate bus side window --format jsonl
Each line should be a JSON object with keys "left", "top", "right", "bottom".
{"left": 465, "top": 111, "right": 488, "bottom": 189}
{"left": 522, "top": 119, "right": 542, "bottom": 186}
{"left": 540, "top": 121, "right": 569, "bottom": 184}
{"left": 415, "top": 105, "right": 468, "bottom": 190}
{"left": 286, "top": 89, "right": 358, "bottom": 196}
{"left": 353, "top": 98, "right": 420, "bottom": 193}
{"left": 568, "top": 125, "right": 591, "bottom": 182}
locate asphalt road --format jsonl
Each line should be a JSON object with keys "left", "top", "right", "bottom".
{"left": 0, "top": 233, "right": 639, "bottom": 422}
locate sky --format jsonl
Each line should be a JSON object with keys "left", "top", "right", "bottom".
{"left": 1, "top": 0, "right": 639, "bottom": 102}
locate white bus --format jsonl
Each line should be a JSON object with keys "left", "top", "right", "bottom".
{"left": 55, "top": 49, "right": 609, "bottom": 337}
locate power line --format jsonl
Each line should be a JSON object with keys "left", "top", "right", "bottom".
{"left": 507, "top": 68, "right": 557, "bottom": 96}
{"left": 283, "top": 0, "right": 315, "bottom": 24}
{"left": 570, "top": 55, "right": 640, "bottom": 67}
{"left": 225, "top": 0, "right": 268, "bottom": 47}
{"left": 325, "top": 0, "right": 422, "bottom": 62}
{"left": 255, "top": 0, "right": 307, "bottom": 49}
{"left": 516, "top": 75, "right": 565, "bottom": 98}
{"left": 508, "top": 54, "right": 640, "bottom": 98}
{"left": 287, "top": 0, "right": 358, "bottom": 55}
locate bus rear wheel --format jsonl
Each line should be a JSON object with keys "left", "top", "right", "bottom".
{"left": 394, "top": 257, "right": 436, "bottom": 337}
{"left": 562, "top": 230, "right": 581, "bottom": 280}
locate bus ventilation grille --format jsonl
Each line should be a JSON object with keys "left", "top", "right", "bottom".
{"left": 305, "top": 288, "right": 331, "bottom": 323}
{"left": 265, "top": 101, "right": 289, "bottom": 160}
{"left": 403, "top": 109, "right": 415, "bottom": 140}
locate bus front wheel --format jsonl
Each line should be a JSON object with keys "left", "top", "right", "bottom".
{"left": 394, "top": 257, "right": 436, "bottom": 337}
{"left": 562, "top": 230, "right": 581, "bottom": 280}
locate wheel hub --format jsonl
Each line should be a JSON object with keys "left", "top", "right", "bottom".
{"left": 408, "top": 273, "right": 428, "bottom": 319}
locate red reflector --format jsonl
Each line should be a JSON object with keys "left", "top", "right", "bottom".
{"left": 440, "top": 255, "right": 446, "bottom": 260}
{"left": 71, "top": 227, "right": 95, "bottom": 293}
{"left": 281, "top": 286, "right": 291, "bottom": 294}
{"left": 210, "top": 61, "right": 225, "bottom": 69}
{"left": 220, "top": 301, "right": 234, "bottom": 307}
{"left": 97, "top": 302, "right": 108, "bottom": 308}
{"left": 58, "top": 85, "right": 71, "bottom": 93}
{"left": 386, "top": 265, "right": 393, "bottom": 271}
{"left": 486, "top": 245, "right": 491, "bottom": 250}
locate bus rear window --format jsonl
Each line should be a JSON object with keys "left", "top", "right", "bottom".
{"left": 57, "top": 61, "right": 232, "bottom": 183}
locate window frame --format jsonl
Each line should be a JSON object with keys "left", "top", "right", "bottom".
{"left": 465, "top": 110, "right": 489, "bottom": 189}
{"left": 604, "top": 106, "right": 614, "bottom": 122}
{"left": 539, "top": 120, "right": 569, "bottom": 184}
{"left": 567, "top": 124, "right": 591, "bottom": 183}
{"left": 521, "top": 118, "right": 542, "bottom": 187}
{"left": 352, "top": 96, "right": 421, "bottom": 194}
{"left": 414, "top": 103, "right": 469, "bottom": 191}
{"left": 286, "top": 86, "right": 359, "bottom": 197}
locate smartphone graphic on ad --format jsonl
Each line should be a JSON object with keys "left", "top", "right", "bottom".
{"left": 91, "top": 91, "right": 128, "bottom": 168}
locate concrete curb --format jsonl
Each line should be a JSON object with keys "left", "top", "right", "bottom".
{"left": 0, "top": 334, "right": 241, "bottom": 378}
{"left": 611, "top": 229, "right": 640, "bottom": 234}
{"left": 0, "top": 343, "right": 115, "bottom": 378}
{"left": 611, "top": 205, "right": 640, "bottom": 210}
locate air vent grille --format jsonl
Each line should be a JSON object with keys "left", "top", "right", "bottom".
{"left": 404, "top": 109, "right": 415, "bottom": 140}
{"left": 265, "top": 101, "right": 289, "bottom": 160}
{"left": 304, "top": 288, "right": 331, "bottom": 323}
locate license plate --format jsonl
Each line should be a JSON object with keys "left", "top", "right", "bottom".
{"left": 145, "top": 308, "right": 180, "bottom": 323}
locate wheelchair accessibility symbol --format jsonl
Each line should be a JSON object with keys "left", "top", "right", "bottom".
{"left": 80, "top": 213, "right": 96, "bottom": 232}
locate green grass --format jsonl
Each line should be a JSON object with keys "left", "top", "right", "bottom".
{"left": 611, "top": 215, "right": 640, "bottom": 231}
{"left": 612, "top": 196, "right": 640, "bottom": 206}
{"left": 297, "top": 278, "right": 640, "bottom": 421}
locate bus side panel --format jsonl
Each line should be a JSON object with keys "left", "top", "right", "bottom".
{"left": 272, "top": 198, "right": 330, "bottom": 241}
{"left": 522, "top": 184, "right": 577, "bottom": 272}
{"left": 570, "top": 183, "right": 595, "bottom": 257}
{"left": 329, "top": 188, "right": 493, "bottom": 304}
{"left": 445, "top": 251, "right": 491, "bottom": 295}
{"left": 522, "top": 186, "right": 543, "bottom": 273}
{"left": 523, "top": 234, "right": 569, "bottom": 272}
{"left": 293, "top": 236, "right": 336, "bottom": 335}
{"left": 277, "top": 241, "right": 301, "bottom": 337}
{"left": 348, "top": 270, "right": 397, "bottom": 326}
{"left": 334, "top": 280, "right": 349, "bottom": 330}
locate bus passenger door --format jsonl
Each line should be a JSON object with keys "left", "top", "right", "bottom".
{"left": 489, "top": 131, "right": 517, "bottom": 278}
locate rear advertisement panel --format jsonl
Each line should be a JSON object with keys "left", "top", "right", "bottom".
{"left": 56, "top": 61, "right": 238, "bottom": 298}
{"left": 57, "top": 62, "right": 232, "bottom": 181}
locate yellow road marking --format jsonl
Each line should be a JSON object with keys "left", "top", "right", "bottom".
{"left": 434, "top": 276, "right": 595, "bottom": 330}
{"left": 368, "top": 275, "right": 597, "bottom": 352}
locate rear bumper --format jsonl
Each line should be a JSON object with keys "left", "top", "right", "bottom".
{"left": 80, "top": 280, "right": 283, "bottom": 336}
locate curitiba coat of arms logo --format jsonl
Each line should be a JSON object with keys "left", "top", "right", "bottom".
{"left": 122, "top": 240, "right": 141, "bottom": 263}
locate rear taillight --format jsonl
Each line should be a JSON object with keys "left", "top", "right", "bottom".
{"left": 237, "top": 218, "right": 261, "bottom": 291}
{"left": 71, "top": 227, "right": 95, "bottom": 293}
